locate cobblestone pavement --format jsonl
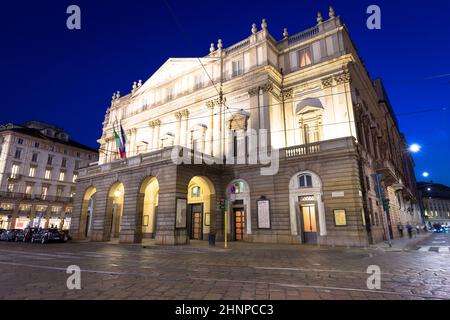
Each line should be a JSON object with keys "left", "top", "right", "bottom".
{"left": 0, "top": 232, "right": 449, "bottom": 300}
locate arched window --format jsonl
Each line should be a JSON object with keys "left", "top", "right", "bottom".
{"left": 191, "top": 186, "right": 201, "bottom": 198}
{"left": 232, "top": 181, "right": 245, "bottom": 194}
{"left": 298, "top": 174, "right": 313, "bottom": 188}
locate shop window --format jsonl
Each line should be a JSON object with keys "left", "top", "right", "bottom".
{"left": 191, "top": 186, "right": 201, "bottom": 198}
{"left": 298, "top": 174, "right": 313, "bottom": 188}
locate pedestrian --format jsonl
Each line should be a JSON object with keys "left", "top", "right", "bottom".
{"left": 416, "top": 224, "right": 420, "bottom": 235}
{"left": 406, "top": 222, "right": 413, "bottom": 239}
{"left": 397, "top": 223, "right": 404, "bottom": 237}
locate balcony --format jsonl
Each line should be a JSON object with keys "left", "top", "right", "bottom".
{"left": 79, "top": 137, "right": 357, "bottom": 179}
{"left": 0, "top": 192, "right": 73, "bottom": 203}
{"left": 8, "top": 174, "right": 21, "bottom": 181}
{"left": 375, "top": 159, "right": 398, "bottom": 185}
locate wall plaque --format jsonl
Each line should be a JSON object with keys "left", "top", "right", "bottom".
{"left": 175, "top": 198, "right": 187, "bottom": 228}
{"left": 333, "top": 209, "right": 347, "bottom": 226}
{"left": 257, "top": 199, "right": 271, "bottom": 229}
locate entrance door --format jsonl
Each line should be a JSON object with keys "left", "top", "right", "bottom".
{"left": 234, "top": 209, "right": 245, "bottom": 241}
{"left": 190, "top": 204, "right": 203, "bottom": 240}
{"left": 301, "top": 204, "right": 317, "bottom": 244}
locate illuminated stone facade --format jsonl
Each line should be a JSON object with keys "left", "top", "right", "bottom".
{"left": 0, "top": 121, "right": 98, "bottom": 230}
{"left": 71, "top": 9, "right": 421, "bottom": 246}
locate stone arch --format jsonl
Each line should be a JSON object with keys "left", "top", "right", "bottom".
{"left": 137, "top": 176, "right": 160, "bottom": 240}
{"left": 79, "top": 186, "right": 96, "bottom": 239}
{"left": 187, "top": 175, "right": 216, "bottom": 240}
{"left": 226, "top": 179, "right": 251, "bottom": 237}
{"left": 288, "top": 170, "right": 326, "bottom": 242}
{"left": 104, "top": 181, "right": 125, "bottom": 240}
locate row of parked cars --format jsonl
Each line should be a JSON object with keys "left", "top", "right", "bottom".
{"left": 0, "top": 228, "right": 71, "bottom": 243}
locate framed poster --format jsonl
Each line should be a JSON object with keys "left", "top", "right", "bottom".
{"left": 204, "top": 212, "right": 210, "bottom": 226}
{"left": 143, "top": 215, "right": 149, "bottom": 227}
{"left": 257, "top": 199, "right": 271, "bottom": 229}
{"left": 175, "top": 198, "right": 187, "bottom": 228}
{"left": 333, "top": 209, "right": 347, "bottom": 226}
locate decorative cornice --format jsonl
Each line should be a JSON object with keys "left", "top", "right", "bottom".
{"left": 334, "top": 70, "right": 351, "bottom": 85}
{"left": 321, "top": 76, "right": 333, "bottom": 89}
{"left": 282, "top": 88, "right": 293, "bottom": 100}
{"left": 205, "top": 97, "right": 226, "bottom": 108}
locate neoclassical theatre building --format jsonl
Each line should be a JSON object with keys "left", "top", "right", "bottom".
{"left": 71, "top": 8, "right": 422, "bottom": 246}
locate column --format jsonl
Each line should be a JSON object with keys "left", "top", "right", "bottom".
{"left": 175, "top": 112, "right": 182, "bottom": 146}
{"left": 153, "top": 120, "right": 161, "bottom": 150}
{"left": 148, "top": 121, "right": 155, "bottom": 151}
{"left": 207, "top": 104, "right": 214, "bottom": 156}
{"left": 184, "top": 110, "right": 190, "bottom": 148}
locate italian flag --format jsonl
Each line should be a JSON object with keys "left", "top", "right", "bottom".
{"left": 113, "top": 123, "right": 126, "bottom": 159}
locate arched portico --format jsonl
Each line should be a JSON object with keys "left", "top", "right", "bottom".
{"left": 105, "top": 181, "right": 124, "bottom": 240}
{"left": 138, "top": 176, "right": 159, "bottom": 239}
{"left": 79, "top": 186, "right": 96, "bottom": 239}
{"left": 289, "top": 170, "right": 326, "bottom": 244}
{"left": 187, "top": 176, "right": 216, "bottom": 240}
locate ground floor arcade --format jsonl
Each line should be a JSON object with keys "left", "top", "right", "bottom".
{"left": 71, "top": 139, "right": 405, "bottom": 247}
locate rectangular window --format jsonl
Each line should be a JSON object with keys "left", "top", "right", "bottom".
{"left": 31, "top": 153, "right": 38, "bottom": 162}
{"left": 72, "top": 173, "right": 78, "bottom": 183}
{"left": 59, "top": 171, "right": 65, "bottom": 182}
{"left": 14, "top": 148, "right": 22, "bottom": 159}
{"left": 7, "top": 183, "right": 14, "bottom": 192}
{"left": 41, "top": 186, "right": 48, "bottom": 200}
{"left": 61, "top": 157, "right": 67, "bottom": 168}
{"left": 47, "top": 155, "right": 53, "bottom": 165}
{"left": 45, "top": 169, "right": 51, "bottom": 180}
{"left": 75, "top": 160, "right": 81, "bottom": 169}
{"left": 298, "top": 48, "right": 312, "bottom": 67}
{"left": 29, "top": 166, "right": 36, "bottom": 177}
{"left": 25, "top": 185, "right": 33, "bottom": 195}
{"left": 11, "top": 164, "right": 20, "bottom": 178}
{"left": 17, "top": 138, "right": 23, "bottom": 145}
{"left": 34, "top": 142, "right": 40, "bottom": 148}
{"left": 232, "top": 60, "right": 243, "bottom": 77}
{"left": 56, "top": 186, "right": 64, "bottom": 197}
{"left": 76, "top": 152, "right": 80, "bottom": 158}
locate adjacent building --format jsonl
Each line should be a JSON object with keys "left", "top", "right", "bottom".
{"left": 71, "top": 8, "right": 421, "bottom": 246}
{"left": 418, "top": 182, "right": 450, "bottom": 226}
{"left": 0, "top": 121, "right": 98, "bottom": 230}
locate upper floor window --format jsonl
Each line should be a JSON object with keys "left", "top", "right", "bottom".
{"left": 25, "top": 185, "right": 33, "bottom": 195}
{"left": 191, "top": 186, "right": 201, "bottom": 198}
{"left": 44, "top": 169, "right": 52, "bottom": 180}
{"left": 29, "top": 166, "right": 36, "bottom": 177}
{"left": 194, "top": 74, "right": 203, "bottom": 89}
{"left": 14, "top": 148, "right": 22, "bottom": 159}
{"left": 59, "top": 171, "right": 65, "bottom": 182}
{"left": 290, "top": 47, "right": 312, "bottom": 70}
{"left": 47, "top": 155, "right": 53, "bottom": 165}
{"left": 34, "top": 142, "right": 40, "bottom": 148}
{"left": 7, "top": 183, "right": 14, "bottom": 193}
{"left": 76, "top": 152, "right": 80, "bottom": 158}
{"left": 11, "top": 164, "right": 20, "bottom": 178}
{"left": 298, "top": 48, "right": 312, "bottom": 68}
{"left": 298, "top": 174, "right": 313, "bottom": 188}
{"left": 31, "top": 153, "right": 38, "bottom": 162}
{"left": 61, "top": 157, "right": 67, "bottom": 168}
{"left": 75, "top": 160, "right": 81, "bottom": 169}
{"left": 72, "top": 173, "right": 78, "bottom": 183}
{"left": 232, "top": 60, "right": 243, "bottom": 77}
{"left": 17, "top": 138, "right": 24, "bottom": 145}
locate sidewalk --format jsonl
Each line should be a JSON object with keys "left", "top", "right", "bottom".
{"left": 369, "top": 231, "right": 433, "bottom": 252}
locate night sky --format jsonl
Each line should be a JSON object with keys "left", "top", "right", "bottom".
{"left": 0, "top": 0, "right": 449, "bottom": 184}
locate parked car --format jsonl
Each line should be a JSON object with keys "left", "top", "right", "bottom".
{"left": 15, "top": 227, "right": 39, "bottom": 242}
{"left": 0, "top": 229, "right": 21, "bottom": 241}
{"left": 31, "top": 228, "right": 68, "bottom": 244}
{"left": 0, "top": 229, "right": 5, "bottom": 236}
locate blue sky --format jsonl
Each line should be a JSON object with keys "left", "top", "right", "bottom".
{"left": 0, "top": 0, "right": 448, "bottom": 184}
